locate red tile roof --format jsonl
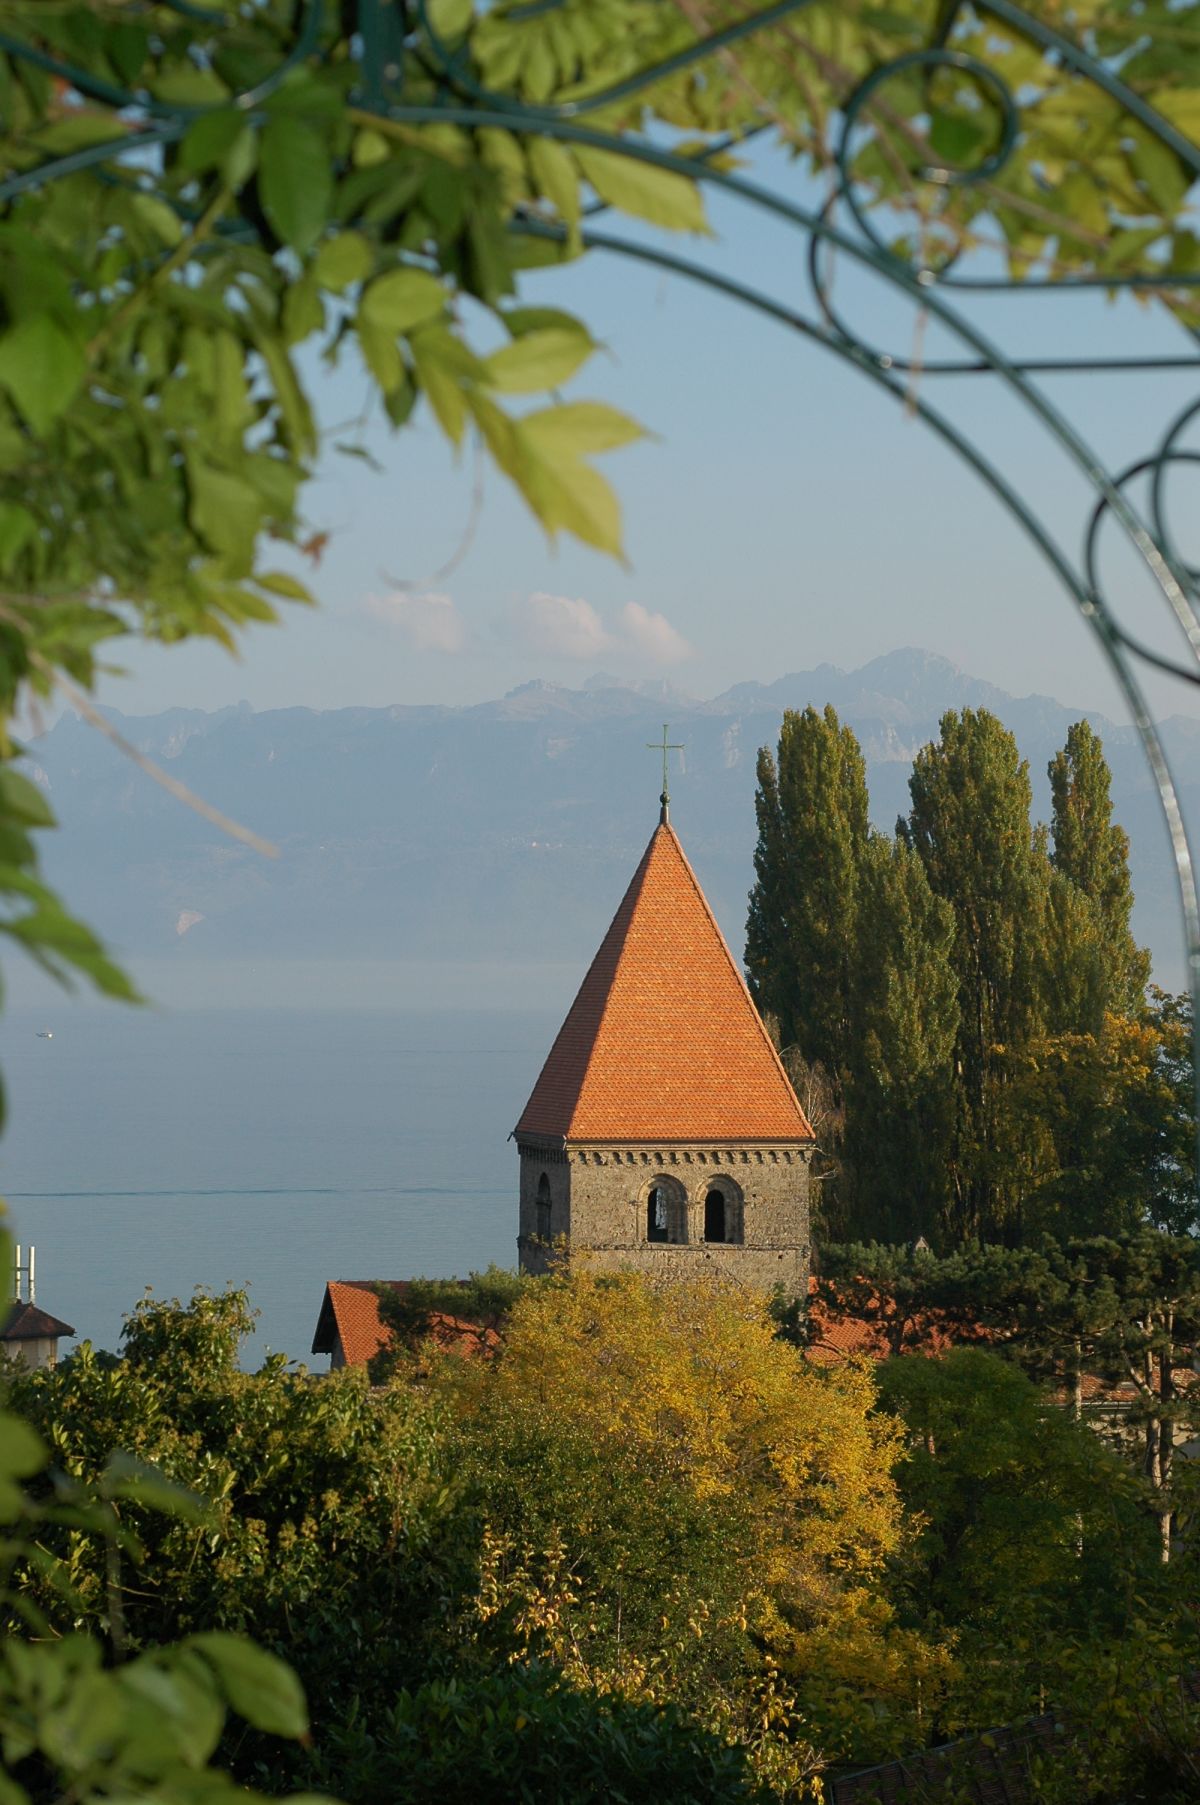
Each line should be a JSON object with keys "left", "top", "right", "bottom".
{"left": 515, "top": 820, "right": 814, "bottom": 1144}
{"left": 311, "top": 1281, "right": 500, "bottom": 1369}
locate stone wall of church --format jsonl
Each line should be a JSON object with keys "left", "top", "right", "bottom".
{"left": 516, "top": 1140, "right": 573, "bottom": 1276}
{"left": 516, "top": 1139, "right": 811, "bottom": 1295}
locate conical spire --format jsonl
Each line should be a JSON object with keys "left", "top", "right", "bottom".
{"left": 515, "top": 819, "right": 814, "bottom": 1144}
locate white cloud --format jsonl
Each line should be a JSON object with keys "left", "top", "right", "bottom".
{"left": 617, "top": 601, "right": 694, "bottom": 666}
{"left": 512, "top": 592, "right": 694, "bottom": 667}
{"left": 365, "top": 590, "right": 467, "bottom": 654}
{"left": 518, "top": 591, "right": 611, "bottom": 660}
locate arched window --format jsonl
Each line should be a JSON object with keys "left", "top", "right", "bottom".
{"left": 704, "top": 1187, "right": 727, "bottom": 1243}
{"left": 647, "top": 1184, "right": 669, "bottom": 1243}
{"left": 536, "top": 1173, "right": 552, "bottom": 1241}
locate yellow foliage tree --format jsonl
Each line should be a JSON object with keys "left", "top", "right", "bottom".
{"left": 433, "top": 1268, "right": 907, "bottom": 1787}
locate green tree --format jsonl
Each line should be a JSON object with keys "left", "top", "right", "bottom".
{"left": 876, "top": 1348, "right": 1186, "bottom": 1733}
{"left": 903, "top": 709, "right": 1054, "bottom": 1240}
{"left": 844, "top": 834, "right": 959, "bottom": 1243}
{"left": 1050, "top": 721, "right": 1151, "bottom": 1017}
{"left": 10, "top": 1288, "right": 465, "bottom": 1791}
{"left": 746, "top": 706, "right": 870, "bottom": 1074}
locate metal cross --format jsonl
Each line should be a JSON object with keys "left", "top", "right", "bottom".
{"left": 647, "top": 724, "right": 684, "bottom": 819}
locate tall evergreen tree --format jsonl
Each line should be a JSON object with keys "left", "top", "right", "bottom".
{"left": 903, "top": 709, "right": 1051, "bottom": 1241}
{"left": 1049, "top": 720, "right": 1151, "bottom": 1017}
{"left": 844, "top": 835, "right": 959, "bottom": 1242}
{"left": 745, "top": 706, "right": 869, "bottom": 1074}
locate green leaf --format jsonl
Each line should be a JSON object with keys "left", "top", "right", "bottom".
{"left": 484, "top": 328, "right": 592, "bottom": 394}
{"left": 313, "top": 231, "right": 373, "bottom": 293}
{"left": 121, "top": 1653, "right": 224, "bottom": 1768}
{"left": 501, "top": 306, "right": 591, "bottom": 341}
{"left": 186, "top": 1633, "right": 309, "bottom": 1739}
{"left": 360, "top": 268, "right": 447, "bottom": 334}
{"left": 0, "top": 500, "right": 36, "bottom": 566}
{"left": 356, "top": 319, "right": 406, "bottom": 396}
{"left": 187, "top": 458, "right": 263, "bottom": 566}
{"left": 514, "top": 431, "right": 624, "bottom": 557}
{"left": 131, "top": 194, "right": 184, "bottom": 248}
{"left": 0, "top": 1410, "right": 44, "bottom": 1518}
{"left": 527, "top": 138, "right": 581, "bottom": 231}
{"left": 928, "top": 112, "right": 986, "bottom": 168}
{"left": 255, "top": 572, "right": 314, "bottom": 602}
{"left": 520, "top": 401, "right": 644, "bottom": 456}
{"left": 282, "top": 276, "right": 325, "bottom": 347}
{"left": 30, "top": 114, "right": 125, "bottom": 154}
{"left": 259, "top": 118, "right": 333, "bottom": 255}
{"left": 253, "top": 332, "right": 316, "bottom": 459}
{"left": 427, "top": 0, "right": 474, "bottom": 35}
{"left": 1126, "top": 125, "right": 1189, "bottom": 213}
{"left": 102, "top": 1451, "right": 210, "bottom": 1523}
{"left": 180, "top": 109, "right": 245, "bottom": 175}
{"left": 152, "top": 66, "right": 230, "bottom": 107}
{"left": 411, "top": 333, "right": 470, "bottom": 445}
{"left": 352, "top": 128, "right": 390, "bottom": 168}
{"left": 574, "top": 146, "right": 707, "bottom": 232}
{"left": 0, "top": 317, "right": 85, "bottom": 437}
{"left": 0, "top": 1411, "right": 45, "bottom": 1482}
{"left": 0, "top": 769, "right": 55, "bottom": 828}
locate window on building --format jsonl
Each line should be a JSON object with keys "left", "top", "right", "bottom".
{"left": 536, "top": 1173, "right": 552, "bottom": 1241}
{"left": 647, "top": 1185, "right": 669, "bottom": 1243}
{"left": 704, "top": 1187, "right": 727, "bottom": 1243}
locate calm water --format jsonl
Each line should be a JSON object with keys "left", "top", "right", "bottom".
{"left": 0, "top": 1005, "right": 557, "bottom": 1365}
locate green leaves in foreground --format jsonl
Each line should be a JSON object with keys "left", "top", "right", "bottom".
{"left": 0, "top": 1372, "right": 324, "bottom": 1805}
{"left": 0, "top": 1634, "right": 322, "bottom": 1805}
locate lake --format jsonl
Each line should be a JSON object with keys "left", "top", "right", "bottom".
{"left": 0, "top": 1002, "right": 559, "bottom": 1366}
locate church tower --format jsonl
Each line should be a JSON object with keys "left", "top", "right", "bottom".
{"left": 514, "top": 793, "right": 815, "bottom": 1293}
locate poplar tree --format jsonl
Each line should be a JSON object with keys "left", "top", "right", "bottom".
{"left": 745, "top": 706, "right": 869, "bottom": 1074}
{"left": 903, "top": 709, "right": 1051, "bottom": 1241}
{"left": 1049, "top": 721, "right": 1151, "bottom": 1017}
{"left": 845, "top": 836, "right": 959, "bottom": 1242}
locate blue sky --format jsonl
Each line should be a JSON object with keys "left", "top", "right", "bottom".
{"left": 100, "top": 148, "right": 1200, "bottom": 725}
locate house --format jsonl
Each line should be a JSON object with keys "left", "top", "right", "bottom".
{"left": 311, "top": 1279, "right": 499, "bottom": 1371}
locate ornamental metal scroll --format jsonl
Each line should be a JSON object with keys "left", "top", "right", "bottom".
{"left": 4, "top": 3, "right": 1200, "bottom": 1084}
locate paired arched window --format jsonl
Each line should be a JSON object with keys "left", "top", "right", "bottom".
{"left": 536, "top": 1173, "right": 552, "bottom": 1241}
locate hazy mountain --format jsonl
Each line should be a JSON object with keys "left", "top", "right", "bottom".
{"left": 21, "top": 648, "right": 1198, "bottom": 991}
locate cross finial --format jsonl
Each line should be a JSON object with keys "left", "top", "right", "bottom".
{"left": 646, "top": 723, "right": 684, "bottom": 824}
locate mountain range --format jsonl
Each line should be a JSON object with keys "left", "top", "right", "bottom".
{"left": 21, "top": 648, "right": 1199, "bottom": 995}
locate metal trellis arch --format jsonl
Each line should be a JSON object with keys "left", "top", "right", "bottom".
{"left": 5, "top": 0, "right": 1200, "bottom": 1086}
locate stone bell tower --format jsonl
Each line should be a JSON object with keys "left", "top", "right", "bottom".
{"left": 513, "top": 764, "right": 815, "bottom": 1293}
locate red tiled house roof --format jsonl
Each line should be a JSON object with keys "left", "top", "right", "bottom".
{"left": 311, "top": 1281, "right": 500, "bottom": 1370}
{"left": 515, "top": 821, "right": 814, "bottom": 1145}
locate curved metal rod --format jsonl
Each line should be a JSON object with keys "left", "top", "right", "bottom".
{"left": 1084, "top": 452, "right": 1200, "bottom": 667}
{"left": 1111, "top": 625, "right": 1200, "bottom": 690}
{"left": 1152, "top": 397, "right": 1200, "bottom": 606}
{"left": 806, "top": 195, "right": 1200, "bottom": 375}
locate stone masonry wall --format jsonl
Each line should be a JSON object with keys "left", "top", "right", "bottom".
{"left": 517, "top": 1139, "right": 811, "bottom": 1295}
